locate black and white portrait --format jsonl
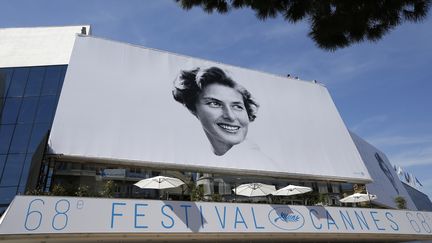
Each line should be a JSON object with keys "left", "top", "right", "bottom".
{"left": 172, "top": 66, "right": 259, "bottom": 156}
{"left": 53, "top": 36, "right": 371, "bottom": 181}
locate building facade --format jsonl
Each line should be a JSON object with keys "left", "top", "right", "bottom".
{"left": 0, "top": 26, "right": 90, "bottom": 213}
{"left": 0, "top": 25, "right": 431, "bottom": 242}
{"left": 0, "top": 64, "right": 66, "bottom": 212}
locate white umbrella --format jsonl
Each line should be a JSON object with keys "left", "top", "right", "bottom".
{"left": 234, "top": 183, "right": 276, "bottom": 197}
{"left": 340, "top": 193, "right": 377, "bottom": 203}
{"left": 134, "top": 176, "right": 185, "bottom": 189}
{"left": 272, "top": 184, "right": 313, "bottom": 196}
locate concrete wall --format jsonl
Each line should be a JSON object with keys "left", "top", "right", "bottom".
{"left": 0, "top": 25, "right": 90, "bottom": 68}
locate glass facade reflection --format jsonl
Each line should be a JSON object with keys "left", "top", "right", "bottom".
{"left": 0, "top": 65, "right": 66, "bottom": 211}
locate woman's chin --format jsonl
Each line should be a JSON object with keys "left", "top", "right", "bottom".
{"left": 211, "top": 144, "right": 233, "bottom": 156}
{"left": 205, "top": 133, "right": 246, "bottom": 156}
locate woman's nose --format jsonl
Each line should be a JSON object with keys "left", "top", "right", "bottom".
{"left": 222, "top": 106, "right": 235, "bottom": 121}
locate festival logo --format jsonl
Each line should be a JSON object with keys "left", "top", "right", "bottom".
{"left": 268, "top": 207, "right": 305, "bottom": 231}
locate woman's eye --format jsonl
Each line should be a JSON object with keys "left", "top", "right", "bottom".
{"left": 233, "top": 104, "right": 245, "bottom": 111}
{"left": 207, "top": 101, "right": 221, "bottom": 108}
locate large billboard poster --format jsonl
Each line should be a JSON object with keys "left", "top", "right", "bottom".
{"left": 48, "top": 36, "right": 371, "bottom": 182}
{"left": 350, "top": 132, "right": 417, "bottom": 210}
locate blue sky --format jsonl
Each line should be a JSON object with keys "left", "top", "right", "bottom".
{"left": 1, "top": 0, "right": 431, "bottom": 199}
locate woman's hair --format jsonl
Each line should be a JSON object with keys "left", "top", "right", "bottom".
{"left": 173, "top": 66, "right": 259, "bottom": 121}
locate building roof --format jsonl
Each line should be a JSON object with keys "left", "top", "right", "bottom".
{"left": 0, "top": 25, "right": 90, "bottom": 68}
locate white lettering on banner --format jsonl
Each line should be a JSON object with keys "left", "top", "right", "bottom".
{"left": 0, "top": 196, "right": 431, "bottom": 236}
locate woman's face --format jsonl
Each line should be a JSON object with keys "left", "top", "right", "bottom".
{"left": 195, "top": 83, "right": 250, "bottom": 155}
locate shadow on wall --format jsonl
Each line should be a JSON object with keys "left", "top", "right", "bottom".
{"left": 162, "top": 201, "right": 207, "bottom": 233}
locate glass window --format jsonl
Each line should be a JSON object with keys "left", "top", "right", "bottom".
{"left": 1, "top": 65, "right": 67, "bottom": 206}
{"left": 0, "top": 154, "right": 26, "bottom": 186}
{"left": 7, "top": 68, "right": 29, "bottom": 97}
{"left": 0, "top": 155, "right": 6, "bottom": 177}
{"left": 0, "top": 125, "right": 14, "bottom": 154}
{"left": 0, "top": 98, "right": 21, "bottom": 124}
{"left": 9, "top": 124, "right": 32, "bottom": 153}
{"left": 318, "top": 183, "right": 328, "bottom": 193}
{"left": 35, "top": 95, "right": 57, "bottom": 123}
{"left": 27, "top": 123, "right": 49, "bottom": 153}
{"left": 0, "top": 97, "right": 3, "bottom": 119}
{"left": 17, "top": 97, "right": 39, "bottom": 124}
{"left": 71, "top": 163, "right": 82, "bottom": 170}
{"left": 0, "top": 68, "right": 13, "bottom": 98}
{"left": 341, "top": 183, "right": 353, "bottom": 193}
{"left": 18, "top": 154, "right": 34, "bottom": 190}
{"left": 24, "top": 67, "right": 45, "bottom": 97}
{"left": 17, "top": 186, "right": 26, "bottom": 195}
{"left": 0, "top": 186, "right": 18, "bottom": 204}
{"left": 41, "top": 66, "right": 62, "bottom": 96}
{"left": 58, "top": 66, "right": 67, "bottom": 92}
{"left": 331, "top": 184, "right": 341, "bottom": 193}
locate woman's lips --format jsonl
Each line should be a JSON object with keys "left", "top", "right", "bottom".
{"left": 217, "top": 123, "right": 240, "bottom": 133}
